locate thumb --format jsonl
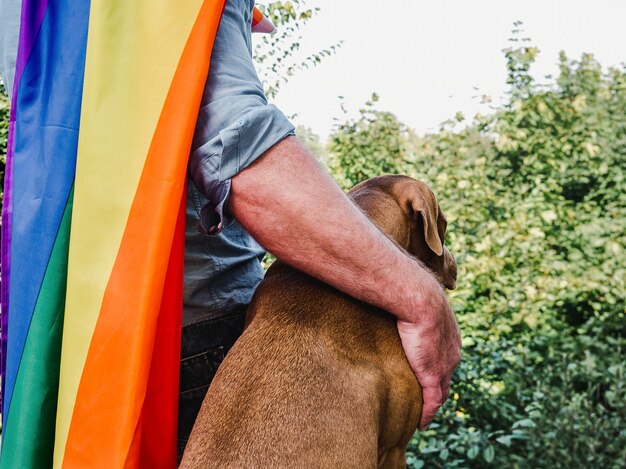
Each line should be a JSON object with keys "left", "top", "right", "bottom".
{"left": 419, "top": 381, "right": 443, "bottom": 431}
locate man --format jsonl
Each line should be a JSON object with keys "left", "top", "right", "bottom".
{"left": 0, "top": 0, "right": 461, "bottom": 462}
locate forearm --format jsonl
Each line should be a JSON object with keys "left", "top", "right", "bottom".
{"left": 230, "top": 136, "right": 438, "bottom": 322}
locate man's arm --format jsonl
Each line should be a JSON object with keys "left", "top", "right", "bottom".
{"left": 230, "top": 136, "right": 461, "bottom": 430}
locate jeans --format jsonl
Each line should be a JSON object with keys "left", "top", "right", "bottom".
{"left": 177, "top": 306, "right": 247, "bottom": 463}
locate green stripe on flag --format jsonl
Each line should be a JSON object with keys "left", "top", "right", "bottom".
{"left": 0, "top": 190, "right": 73, "bottom": 469}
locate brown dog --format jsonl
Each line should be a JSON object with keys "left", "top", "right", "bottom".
{"left": 180, "top": 175, "right": 457, "bottom": 469}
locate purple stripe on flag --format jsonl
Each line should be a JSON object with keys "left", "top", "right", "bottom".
{"left": 0, "top": 0, "right": 50, "bottom": 416}
{"left": 0, "top": 109, "right": 15, "bottom": 416}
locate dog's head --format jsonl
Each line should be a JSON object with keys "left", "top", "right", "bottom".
{"left": 348, "top": 175, "right": 457, "bottom": 290}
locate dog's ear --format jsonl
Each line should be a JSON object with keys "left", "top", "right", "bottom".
{"left": 436, "top": 205, "right": 448, "bottom": 251}
{"left": 409, "top": 188, "right": 445, "bottom": 257}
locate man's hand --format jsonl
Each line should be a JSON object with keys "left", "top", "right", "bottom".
{"left": 396, "top": 279, "right": 461, "bottom": 430}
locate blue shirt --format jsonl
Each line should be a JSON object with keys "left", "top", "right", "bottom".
{"left": 0, "top": 0, "right": 21, "bottom": 97}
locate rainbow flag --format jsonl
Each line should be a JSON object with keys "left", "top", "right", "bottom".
{"left": 0, "top": 0, "right": 237, "bottom": 466}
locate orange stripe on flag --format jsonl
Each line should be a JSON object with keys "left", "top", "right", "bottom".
{"left": 62, "top": 1, "right": 226, "bottom": 467}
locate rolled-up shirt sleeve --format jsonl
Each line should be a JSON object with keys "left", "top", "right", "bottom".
{"left": 188, "top": 103, "right": 294, "bottom": 235}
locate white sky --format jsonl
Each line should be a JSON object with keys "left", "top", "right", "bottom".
{"left": 254, "top": 0, "right": 626, "bottom": 139}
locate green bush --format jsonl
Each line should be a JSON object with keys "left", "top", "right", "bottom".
{"left": 328, "top": 93, "right": 414, "bottom": 189}
{"left": 329, "top": 32, "right": 625, "bottom": 468}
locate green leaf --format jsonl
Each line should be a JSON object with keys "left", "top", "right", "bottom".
{"left": 483, "top": 445, "right": 495, "bottom": 463}
{"left": 512, "top": 418, "right": 537, "bottom": 429}
{"left": 496, "top": 436, "right": 513, "bottom": 447}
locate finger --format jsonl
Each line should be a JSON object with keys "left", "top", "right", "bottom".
{"left": 440, "top": 373, "right": 452, "bottom": 401}
{"left": 419, "top": 383, "right": 443, "bottom": 431}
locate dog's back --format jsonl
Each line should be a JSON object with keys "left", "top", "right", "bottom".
{"left": 181, "top": 261, "right": 422, "bottom": 468}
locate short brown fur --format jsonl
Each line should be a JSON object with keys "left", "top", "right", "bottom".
{"left": 181, "top": 175, "right": 457, "bottom": 469}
